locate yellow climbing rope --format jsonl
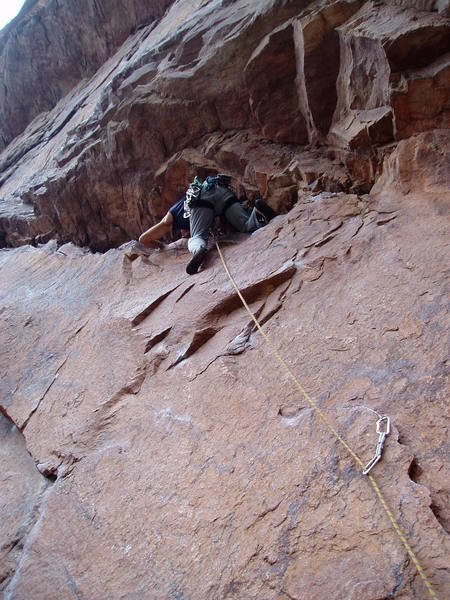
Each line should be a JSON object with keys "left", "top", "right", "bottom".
{"left": 214, "top": 237, "right": 439, "bottom": 600}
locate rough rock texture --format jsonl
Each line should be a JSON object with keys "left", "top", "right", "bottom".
{"left": 0, "top": 0, "right": 449, "bottom": 599}
{"left": 0, "top": 0, "right": 448, "bottom": 250}
{"left": 0, "top": 0, "right": 175, "bottom": 149}
{"left": 0, "top": 413, "right": 50, "bottom": 591}
{"left": 1, "top": 143, "right": 449, "bottom": 598}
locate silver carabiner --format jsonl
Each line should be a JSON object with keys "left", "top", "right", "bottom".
{"left": 376, "top": 415, "right": 390, "bottom": 436}
{"left": 363, "top": 415, "right": 390, "bottom": 475}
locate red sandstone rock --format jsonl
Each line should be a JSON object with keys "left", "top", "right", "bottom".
{"left": 0, "top": 0, "right": 175, "bottom": 149}
{"left": 0, "top": 1, "right": 449, "bottom": 598}
{"left": 1, "top": 133, "right": 449, "bottom": 596}
{"left": 245, "top": 20, "right": 308, "bottom": 145}
{"left": 328, "top": 2, "right": 449, "bottom": 182}
{"left": 391, "top": 54, "right": 450, "bottom": 139}
{"left": 0, "top": 414, "right": 50, "bottom": 592}
{"left": 0, "top": 0, "right": 448, "bottom": 248}
{"left": 372, "top": 129, "right": 450, "bottom": 194}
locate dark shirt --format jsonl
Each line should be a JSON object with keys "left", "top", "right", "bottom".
{"left": 169, "top": 197, "right": 190, "bottom": 232}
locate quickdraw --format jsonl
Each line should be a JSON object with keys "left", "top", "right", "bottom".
{"left": 183, "top": 176, "right": 202, "bottom": 219}
{"left": 213, "top": 234, "right": 439, "bottom": 600}
{"left": 363, "top": 415, "right": 390, "bottom": 475}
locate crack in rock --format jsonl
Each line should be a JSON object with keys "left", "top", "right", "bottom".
{"left": 3, "top": 482, "right": 55, "bottom": 600}
{"left": 168, "top": 326, "right": 219, "bottom": 369}
{"left": 144, "top": 327, "right": 172, "bottom": 353}
{"left": 20, "top": 356, "right": 69, "bottom": 431}
{"left": 131, "top": 283, "right": 183, "bottom": 326}
{"left": 203, "top": 262, "right": 297, "bottom": 321}
{"left": 0, "top": 412, "right": 53, "bottom": 592}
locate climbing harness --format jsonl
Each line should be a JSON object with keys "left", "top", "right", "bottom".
{"left": 213, "top": 235, "right": 439, "bottom": 600}
{"left": 183, "top": 173, "right": 239, "bottom": 219}
{"left": 184, "top": 174, "right": 238, "bottom": 219}
{"left": 183, "top": 176, "right": 203, "bottom": 218}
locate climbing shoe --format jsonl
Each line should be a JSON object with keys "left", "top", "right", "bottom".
{"left": 255, "top": 199, "right": 278, "bottom": 223}
{"left": 186, "top": 248, "right": 207, "bottom": 275}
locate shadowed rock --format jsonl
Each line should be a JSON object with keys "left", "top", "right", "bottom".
{"left": 0, "top": 3, "right": 449, "bottom": 598}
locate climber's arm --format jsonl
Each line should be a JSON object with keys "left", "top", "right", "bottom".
{"left": 139, "top": 212, "right": 174, "bottom": 247}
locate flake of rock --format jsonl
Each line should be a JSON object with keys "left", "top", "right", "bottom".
{"left": 0, "top": 1, "right": 449, "bottom": 599}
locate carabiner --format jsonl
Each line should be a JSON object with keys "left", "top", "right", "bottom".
{"left": 363, "top": 415, "right": 390, "bottom": 475}
{"left": 376, "top": 415, "right": 390, "bottom": 436}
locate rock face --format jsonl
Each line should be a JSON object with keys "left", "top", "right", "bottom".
{"left": 0, "top": 413, "right": 50, "bottom": 590}
{"left": 0, "top": 0, "right": 448, "bottom": 250}
{"left": 0, "top": 1, "right": 449, "bottom": 599}
{"left": 0, "top": 0, "right": 175, "bottom": 149}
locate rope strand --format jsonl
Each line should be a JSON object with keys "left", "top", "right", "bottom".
{"left": 214, "top": 237, "right": 439, "bottom": 600}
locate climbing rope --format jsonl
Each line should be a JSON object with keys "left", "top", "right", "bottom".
{"left": 213, "top": 237, "right": 439, "bottom": 600}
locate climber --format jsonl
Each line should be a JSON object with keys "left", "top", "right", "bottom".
{"left": 184, "top": 175, "right": 277, "bottom": 275}
{"left": 139, "top": 196, "right": 190, "bottom": 249}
